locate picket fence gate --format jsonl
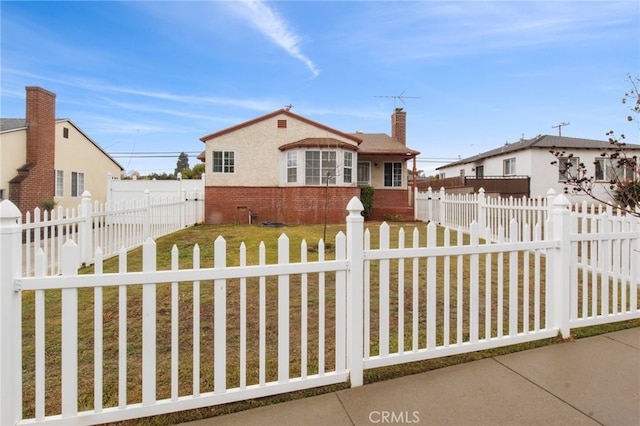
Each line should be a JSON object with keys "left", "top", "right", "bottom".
{"left": 0, "top": 194, "right": 638, "bottom": 425}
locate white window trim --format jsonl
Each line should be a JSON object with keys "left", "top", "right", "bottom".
{"left": 212, "top": 150, "right": 235, "bottom": 174}
{"left": 55, "top": 170, "right": 64, "bottom": 197}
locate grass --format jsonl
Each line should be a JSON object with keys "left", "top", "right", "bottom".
{"left": 20, "top": 221, "right": 640, "bottom": 425}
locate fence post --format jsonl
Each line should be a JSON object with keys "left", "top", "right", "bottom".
{"left": 80, "top": 190, "right": 93, "bottom": 266}
{"left": 477, "top": 188, "right": 487, "bottom": 240}
{"left": 550, "top": 193, "right": 571, "bottom": 337}
{"left": 346, "top": 196, "right": 364, "bottom": 387}
{"left": 143, "top": 189, "right": 151, "bottom": 240}
{"left": 546, "top": 188, "right": 557, "bottom": 217}
{"left": 439, "top": 187, "right": 446, "bottom": 226}
{"left": 181, "top": 188, "right": 187, "bottom": 229}
{"left": 0, "top": 200, "right": 23, "bottom": 425}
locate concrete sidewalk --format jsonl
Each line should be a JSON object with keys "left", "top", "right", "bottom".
{"left": 184, "top": 327, "right": 640, "bottom": 426}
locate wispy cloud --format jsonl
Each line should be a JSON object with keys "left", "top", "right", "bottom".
{"left": 231, "top": 0, "right": 320, "bottom": 77}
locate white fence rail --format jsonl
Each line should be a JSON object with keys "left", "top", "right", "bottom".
{"left": 0, "top": 194, "right": 638, "bottom": 425}
{"left": 21, "top": 189, "right": 204, "bottom": 276}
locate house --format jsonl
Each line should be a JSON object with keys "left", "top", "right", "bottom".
{"left": 436, "top": 134, "right": 640, "bottom": 202}
{"left": 198, "top": 108, "right": 420, "bottom": 224}
{"left": 0, "top": 86, "right": 124, "bottom": 216}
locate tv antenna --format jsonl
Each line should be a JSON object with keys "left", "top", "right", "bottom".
{"left": 552, "top": 121, "right": 570, "bottom": 136}
{"left": 374, "top": 90, "right": 421, "bottom": 108}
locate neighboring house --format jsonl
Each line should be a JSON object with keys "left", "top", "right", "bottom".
{"left": 198, "top": 107, "right": 419, "bottom": 224}
{"left": 436, "top": 134, "right": 640, "bottom": 202}
{"left": 0, "top": 86, "right": 124, "bottom": 216}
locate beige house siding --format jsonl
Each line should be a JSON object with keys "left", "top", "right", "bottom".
{"left": 54, "top": 120, "right": 122, "bottom": 210}
{"left": 203, "top": 112, "right": 360, "bottom": 187}
{"left": 0, "top": 129, "right": 27, "bottom": 200}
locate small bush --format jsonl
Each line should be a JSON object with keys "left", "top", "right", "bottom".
{"left": 37, "top": 198, "right": 56, "bottom": 211}
{"left": 360, "top": 186, "right": 374, "bottom": 219}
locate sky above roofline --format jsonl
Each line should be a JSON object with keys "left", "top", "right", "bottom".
{"left": 1, "top": 0, "right": 638, "bottom": 176}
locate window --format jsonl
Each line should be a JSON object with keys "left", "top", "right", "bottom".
{"left": 55, "top": 170, "right": 64, "bottom": 196}
{"left": 558, "top": 157, "right": 579, "bottom": 181}
{"left": 595, "top": 157, "right": 635, "bottom": 182}
{"left": 287, "top": 151, "right": 297, "bottom": 183}
{"left": 0, "top": 189, "right": 4, "bottom": 200}
{"left": 212, "top": 151, "right": 235, "bottom": 173}
{"left": 63, "top": 127, "right": 69, "bottom": 138}
{"left": 503, "top": 158, "right": 516, "bottom": 175}
{"left": 71, "top": 171, "right": 84, "bottom": 197}
{"left": 384, "top": 162, "right": 402, "bottom": 187}
{"left": 475, "top": 166, "right": 484, "bottom": 178}
{"left": 357, "top": 162, "right": 370, "bottom": 185}
{"left": 343, "top": 152, "right": 353, "bottom": 183}
{"left": 305, "top": 151, "right": 337, "bottom": 185}
{"left": 459, "top": 169, "right": 465, "bottom": 177}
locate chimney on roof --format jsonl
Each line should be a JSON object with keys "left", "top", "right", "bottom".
{"left": 26, "top": 86, "right": 56, "bottom": 166}
{"left": 391, "top": 107, "right": 406, "bottom": 145}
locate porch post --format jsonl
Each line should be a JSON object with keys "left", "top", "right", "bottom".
{"left": 0, "top": 200, "right": 23, "bottom": 425}
{"left": 346, "top": 197, "right": 364, "bottom": 387}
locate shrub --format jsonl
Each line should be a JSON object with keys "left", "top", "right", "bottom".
{"left": 360, "top": 186, "right": 374, "bottom": 219}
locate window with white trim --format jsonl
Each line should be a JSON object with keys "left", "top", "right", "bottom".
{"left": 212, "top": 151, "right": 235, "bottom": 173}
{"left": 558, "top": 156, "right": 579, "bottom": 181}
{"left": 357, "top": 162, "right": 370, "bottom": 185}
{"left": 305, "top": 151, "right": 337, "bottom": 185}
{"left": 595, "top": 157, "right": 635, "bottom": 181}
{"left": 343, "top": 152, "right": 353, "bottom": 183}
{"left": 503, "top": 158, "right": 516, "bottom": 175}
{"left": 55, "top": 170, "right": 64, "bottom": 197}
{"left": 287, "top": 151, "right": 297, "bottom": 183}
{"left": 384, "top": 162, "right": 402, "bottom": 187}
{"left": 71, "top": 171, "right": 84, "bottom": 197}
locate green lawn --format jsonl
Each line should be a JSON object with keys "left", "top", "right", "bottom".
{"left": 20, "top": 221, "right": 640, "bottom": 425}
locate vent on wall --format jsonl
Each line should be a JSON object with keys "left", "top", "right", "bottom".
{"left": 277, "top": 120, "right": 287, "bottom": 129}
{"left": 63, "top": 127, "right": 69, "bottom": 138}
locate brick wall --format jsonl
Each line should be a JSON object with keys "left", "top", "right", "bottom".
{"left": 9, "top": 87, "right": 56, "bottom": 217}
{"left": 370, "top": 188, "right": 414, "bottom": 221}
{"left": 204, "top": 186, "right": 360, "bottom": 224}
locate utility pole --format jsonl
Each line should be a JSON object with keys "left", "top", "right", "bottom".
{"left": 552, "top": 122, "right": 570, "bottom": 136}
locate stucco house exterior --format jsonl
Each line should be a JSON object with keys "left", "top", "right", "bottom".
{"left": 436, "top": 134, "right": 640, "bottom": 203}
{"left": 199, "top": 108, "right": 419, "bottom": 224}
{"left": 0, "top": 86, "right": 123, "bottom": 215}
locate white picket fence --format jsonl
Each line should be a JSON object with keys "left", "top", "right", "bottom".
{"left": 21, "top": 189, "right": 204, "bottom": 276}
{"left": 415, "top": 187, "right": 634, "bottom": 242}
{"left": 0, "top": 194, "right": 638, "bottom": 425}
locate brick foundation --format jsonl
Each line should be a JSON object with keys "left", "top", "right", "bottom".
{"left": 204, "top": 186, "right": 361, "bottom": 224}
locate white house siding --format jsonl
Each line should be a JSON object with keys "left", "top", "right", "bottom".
{"left": 0, "top": 129, "right": 27, "bottom": 200}
{"left": 439, "top": 146, "right": 640, "bottom": 204}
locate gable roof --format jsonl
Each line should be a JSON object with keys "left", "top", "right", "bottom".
{"left": 200, "top": 108, "right": 363, "bottom": 144}
{"left": 351, "top": 132, "right": 420, "bottom": 157}
{"left": 0, "top": 117, "right": 124, "bottom": 171}
{"left": 0, "top": 118, "right": 28, "bottom": 132}
{"left": 437, "top": 134, "right": 640, "bottom": 169}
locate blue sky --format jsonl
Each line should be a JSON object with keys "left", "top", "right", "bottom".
{"left": 1, "top": 0, "right": 638, "bottom": 176}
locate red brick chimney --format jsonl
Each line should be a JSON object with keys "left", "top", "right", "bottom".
{"left": 391, "top": 107, "right": 406, "bottom": 145}
{"left": 9, "top": 87, "right": 57, "bottom": 216}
